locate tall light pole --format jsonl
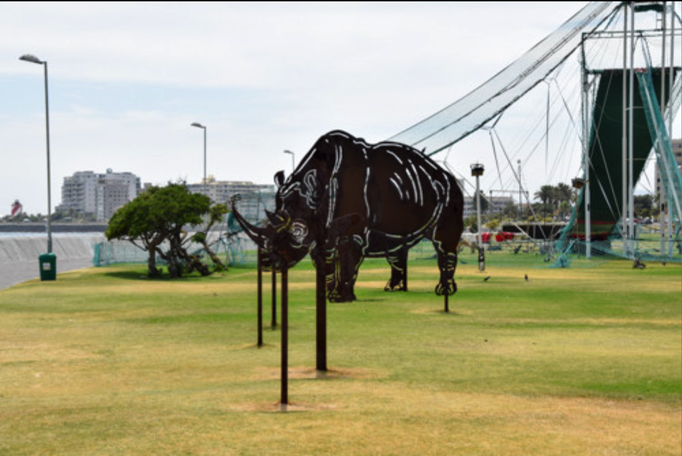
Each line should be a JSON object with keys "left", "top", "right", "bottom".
{"left": 471, "top": 163, "right": 485, "bottom": 272}
{"left": 20, "top": 53, "right": 53, "bottom": 255}
{"left": 283, "top": 149, "right": 295, "bottom": 173}
{"left": 191, "top": 122, "right": 207, "bottom": 195}
{"left": 517, "top": 159, "right": 523, "bottom": 219}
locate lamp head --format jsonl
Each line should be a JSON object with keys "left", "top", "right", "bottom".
{"left": 19, "top": 54, "right": 44, "bottom": 65}
{"left": 191, "top": 122, "right": 205, "bottom": 129}
{"left": 470, "top": 163, "right": 485, "bottom": 177}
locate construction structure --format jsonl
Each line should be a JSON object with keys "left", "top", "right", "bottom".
{"left": 390, "top": 1, "right": 681, "bottom": 265}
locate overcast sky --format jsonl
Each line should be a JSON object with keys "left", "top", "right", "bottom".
{"left": 0, "top": 1, "right": 632, "bottom": 215}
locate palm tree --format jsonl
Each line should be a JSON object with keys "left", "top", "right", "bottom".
{"left": 534, "top": 185, "right": 553, "bottom": 205}
{"left": 555, "top": 183, "right": 572, "bottom": 207}
{"left": 534, "top": 185, "right": 555, "bottom": 221}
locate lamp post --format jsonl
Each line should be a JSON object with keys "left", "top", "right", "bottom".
{"left": 20, "top": 54, "right": 53, "bottom": 257}
{"left": 517, "top": 159, "right": 523, "bottom": 219}
{"left": 283, "top": 149, "right": 295, "bottom": 173}
{"left": 191, "top": 122, "right": 207, "bottom": 195}
{"left": 471, "top": 163, "right": 485, "bottom": 272}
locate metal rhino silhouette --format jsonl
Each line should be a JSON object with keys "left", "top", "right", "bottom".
{"left": 232, "top": 130, "right": 464, "bottom": 302}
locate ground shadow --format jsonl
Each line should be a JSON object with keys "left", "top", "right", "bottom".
{"left": 101, "top": 269, "right": 172, "bottom": 282}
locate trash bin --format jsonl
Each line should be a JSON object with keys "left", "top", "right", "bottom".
{"left": 38, "top": 253, "right": 57, "bottom": 281}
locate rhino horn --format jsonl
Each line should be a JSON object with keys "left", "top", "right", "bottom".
{"left": 265, "top": 209, "right": 284, "bottom": 227}
{"left": 232, "top": 206, "right": 272, "bottom": 247}
{"left": 274, "top": 170, "right": 285, "bottom": 188}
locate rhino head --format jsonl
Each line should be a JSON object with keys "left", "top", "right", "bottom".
{"left": 231, "top": 169, "right": 321, "bottom": 271}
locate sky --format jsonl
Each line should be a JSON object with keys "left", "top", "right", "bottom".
{"left": 2, "top": 1, "right": 674, "bottom": 217}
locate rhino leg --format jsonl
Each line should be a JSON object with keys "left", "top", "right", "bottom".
{"left": 384, "top": 250, "right": 408, "bottom": 292}
{"left": 328, "top": 237, "right": 363, "bottom": 303}
{"left": 434, "top": 250, "right": 458, "bottom": 296}
{"left": 432, "top": 208, "right": 463, "bottom": 296}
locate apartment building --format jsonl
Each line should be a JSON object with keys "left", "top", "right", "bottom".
{"left": 187, "top": 177, "right": 276, "bottom": 224}
{"left": 58, "top": 169, "right": 140, "bottom": 221}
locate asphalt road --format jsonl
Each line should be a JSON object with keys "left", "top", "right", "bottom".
{"left": 0, "top": 258, "right": 94, "bottom": 291}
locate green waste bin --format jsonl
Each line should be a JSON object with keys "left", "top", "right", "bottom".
{"left": 39, "top": 253, "right": 57, "bottom": 281}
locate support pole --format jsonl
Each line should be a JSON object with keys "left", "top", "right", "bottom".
{"left": 581, "top": 37, "right": 591, "bottom": 259}
{"left": 628, "top": 4, "right": 636, "bottom": 258}
{"left": 471, "top": 163, "right": 485, "bottom": 271}
{"left": 476, "top": 178, "right": 483, "bottom": 270}
{"left": 661, "top": 1, "right": 669, "bottom": 257}
{"left": 444, "top": 290, "right": 449, "bottom": 313}
{"left": 315, "top": 250, "right": 327, "bottom": 371}
{"left": 43, "top": 62, "right": 52, "bottom": 255}
{"left": 271, "top": 269, "right": 277, "bottom": 328}
{"left": 280, "top": 266, "right": 288, "bottom": 406}
{"left": 404, "top": 255, "right": 408, "bottom": 292}
{"left": 622, "top": 5, "right": 629, "bottom": 256}
{"left": 517, "top": 160, "right": 523, "bottom": 219}
{"left": 257, "top": 249, "right": 263, "bottom": 347}
{"left": 666, "top": 1, "right": 677, "bottom": 258}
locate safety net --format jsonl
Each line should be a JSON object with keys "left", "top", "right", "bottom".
{"left": 389, "top": 2, "right": 620, "bottom": 156}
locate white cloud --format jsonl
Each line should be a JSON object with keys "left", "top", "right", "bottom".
{"left": 11, "top": 1, "right": 656, "bottom": 215}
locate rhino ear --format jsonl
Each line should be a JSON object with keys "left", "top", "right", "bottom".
{"left": 274, "top": 171, "right": 285, "bottom": 188}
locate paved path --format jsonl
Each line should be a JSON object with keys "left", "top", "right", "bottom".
{"left": 0, "top": 258, "right": 94, "bottom": 291}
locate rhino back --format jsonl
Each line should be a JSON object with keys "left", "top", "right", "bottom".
{"left": 358, "top": 143, "right": 454, "bottom": 236}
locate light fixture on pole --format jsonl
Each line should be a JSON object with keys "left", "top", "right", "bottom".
{"left": 283, "top": 149, "right": 295, "bottom": 173}
{"left": 471, "top": 163, "right": 485, "bottom": 272}
{"left": 191, "top": 122, "right": 207, "bottom": 195}
{"left": 20, "top": 53, "right": 55, "bottom": 280}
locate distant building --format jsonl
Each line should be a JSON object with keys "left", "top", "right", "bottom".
{"left": 187, "top": 177, "right": 276, "bottom": 224}
{"left": 463, "top": 194, "right": 515, "bottom": 219}
{"left": 57, "top": 169, "right": 140, "bottom": 221}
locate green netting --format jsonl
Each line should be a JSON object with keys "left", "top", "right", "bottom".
{"left": 553, "top": 228, "right": 682, "bottom": 268}
{"left": 637, "top": 68, "right": 682, "bottom": 228}
{"left": 93, "top": 231, "right": 261, "bottom": 268}
{"left": 555, "top": 64, "right": 682, "bottom": 266}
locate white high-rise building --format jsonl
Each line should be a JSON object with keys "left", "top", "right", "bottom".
{"left": 58, "top": 169, "right": 141, "bottom": 221}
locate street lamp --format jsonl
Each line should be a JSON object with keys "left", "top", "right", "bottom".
{"left": 283, "top": 149, "right": 295, "bottom": 173}
{"left": 191, "top": 122, "right": 207, "bottom": 195}
{"left": 471, "top": 163, "right": 485, "bottom": 272}
{"left": 20, "top": 54, "right": 53, "bottom": 257}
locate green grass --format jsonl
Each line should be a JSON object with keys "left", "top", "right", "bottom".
{"left": 0, "top": 250, "right": 680, "bottom": 455}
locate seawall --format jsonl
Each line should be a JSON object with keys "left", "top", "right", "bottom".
{"left": 0, "top": 223, "right": 107, "bottom": 233}
{"left": 0, "top": 233, "right": 105, "bottom": 264}
{"left": 0, "top": 233, "right": 105, "bottom": 290}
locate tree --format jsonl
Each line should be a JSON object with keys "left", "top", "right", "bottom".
{"left": 634, "top": 194, "right": 653, "bottom": 219}
{"left": 191, "top": 203, "right": 229, "bottom": 271}
{"left": 464, "top": 215, "right": 478, "bottom": 233}
{"left": 534, "top": 185, "right": 555, "bottom": 220}
{"left": 554, "top": 183, "right": 573, "bottom": 207}
{"left": 106, "top": 182, "right": 213, "bottom": 278}
{"left": 534, "top": 185, "right": 555, "bottom": 206}
{"left": 532, "top": 183, "right": 573, "bottom": 221}
{"left": 487, "top": 218, "right": 500, "bottom": 232}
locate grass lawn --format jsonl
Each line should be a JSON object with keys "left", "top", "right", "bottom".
{"left": 0, "top": 250, "right": 680, "bottom": 455}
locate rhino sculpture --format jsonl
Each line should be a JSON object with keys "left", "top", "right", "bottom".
{"left": 232, "top": 130, "right": 464, "bottom": 302}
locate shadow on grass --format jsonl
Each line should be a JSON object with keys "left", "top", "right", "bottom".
{"left": 101, "top": 268, "right": 199, "bottom": 283}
